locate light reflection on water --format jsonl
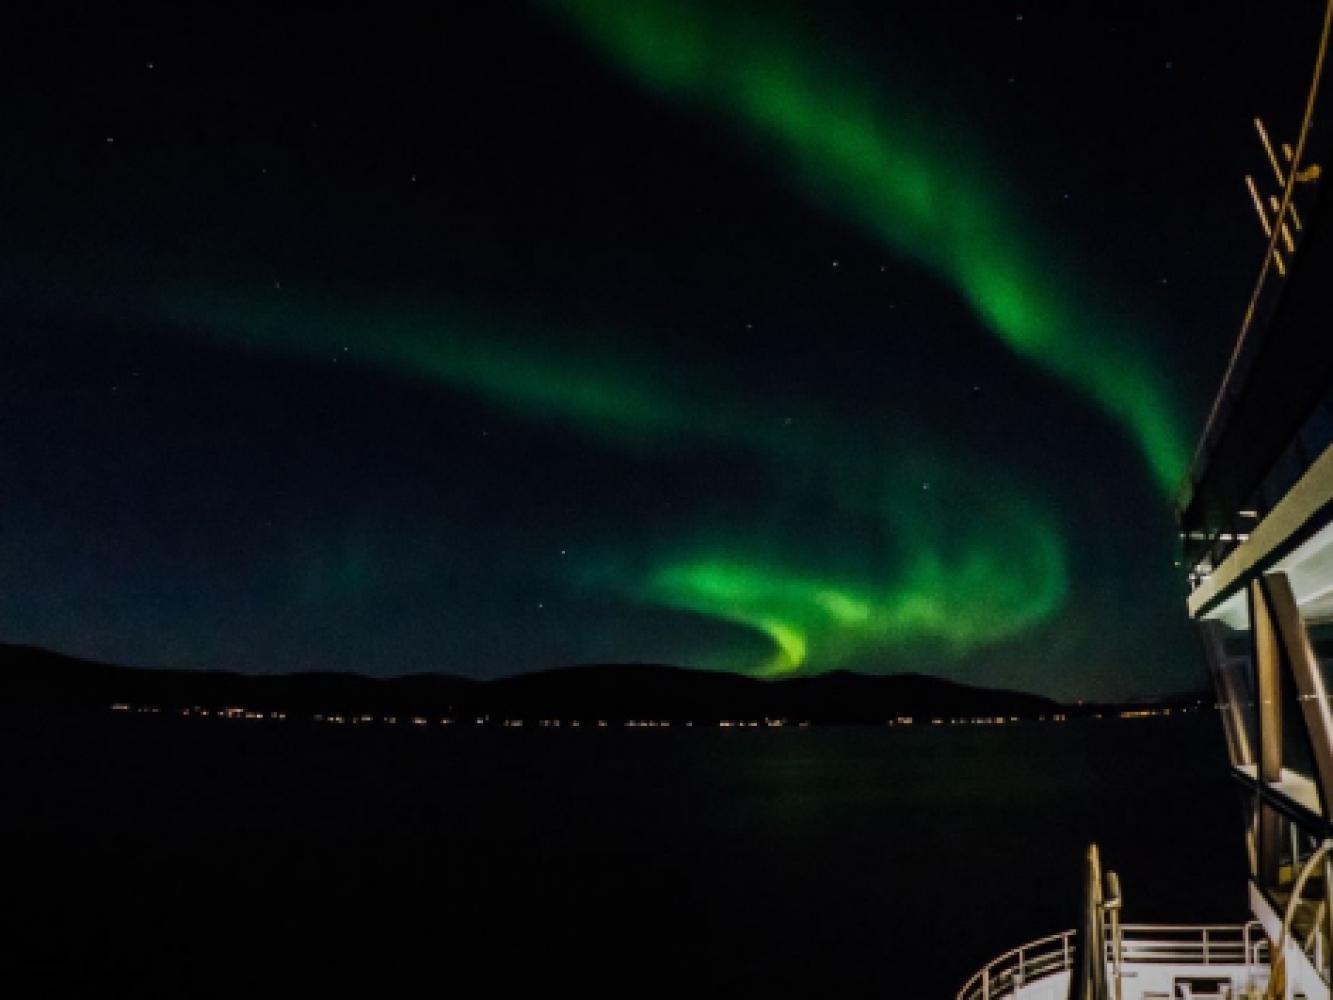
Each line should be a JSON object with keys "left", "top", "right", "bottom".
{"left": 3, "top": 709, "right": 1241, "bottom": 995}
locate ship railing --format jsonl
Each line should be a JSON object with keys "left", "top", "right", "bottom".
{"left": 955, "top": 923, "right": 1268, "bottom": 1000}
{"left": 1116, "top": 922, "right": 1268, "bottom": 967}
{"left": 956, "top": 929, "right": 1075, "bottom": 1000}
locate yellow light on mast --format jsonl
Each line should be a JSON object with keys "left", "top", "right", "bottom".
{"left": 1267, "top": 194, "right": 1297, "bottom": 253}
{"left": 1255, "top": 117, "right": 1286, "bottom": 187}
{"left": 1244, "top": 174, "right": 1287, "bottom": 276}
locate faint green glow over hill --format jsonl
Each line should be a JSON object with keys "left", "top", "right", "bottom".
{"left": 161, "top": 284, "right": 1069, "bottom": 676}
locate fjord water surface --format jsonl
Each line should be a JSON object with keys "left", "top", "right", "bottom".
{"left": 2, "top": 710, "right": 1241, "bottom": 996}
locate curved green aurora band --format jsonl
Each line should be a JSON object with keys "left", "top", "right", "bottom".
{"left": 544, "top": 0, "right": 1190, "bottom": 494}
{"left": 623, "top": 498, "right": 1066, "bottom": 676}
{"left": 160, "top": 285, "right": 1068, "bottom": 675}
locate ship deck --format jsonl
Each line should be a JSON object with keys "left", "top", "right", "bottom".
{"left": 957, "top": 923, "right": 1271, "bottom": 1000}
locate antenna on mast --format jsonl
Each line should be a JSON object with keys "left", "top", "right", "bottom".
{"left": 1244, "top": 117, "right": 1322, "bottom": 276}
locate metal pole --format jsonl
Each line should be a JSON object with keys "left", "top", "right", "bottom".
{"left": 1104, "top": 870, "right": 1123, "bottom": 1000}
{"left": 1069, "top": 844, "right": 1107, "bottom": 1000}
{"left": 1325, "top": 853, "right": 1333, "bottom": 982}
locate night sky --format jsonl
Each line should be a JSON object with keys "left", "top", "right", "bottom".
{"left": 2, "top": 3, "right": 1321, "bottom": 699}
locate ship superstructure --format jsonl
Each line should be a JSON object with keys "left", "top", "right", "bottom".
{"left": 957, "top": 3, "right": 1333, "bottom": 998}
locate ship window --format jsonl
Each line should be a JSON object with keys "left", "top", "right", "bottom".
{"left": 1259, "top": 805, "right": 1316, "bottom": 896}
{"left": 1274, "top": 520, "right": 1333, "bottom": 811}
{"left": 1277, "top": 655, "right": 1321, "bottom": 809}
{"left": 1298, "top": 402, "right": 1333, "bottom": 462}
{"left": 1201, "top": 592, "right": 1257, "bottom": 770}
{"left": 1246, "top": 574, "right": 1323, "bottom": 815}
{"left": 1289, "top": 518, "right": 1333, "bottom": 720}
{"left": 1257, "top": 805, "right": 1326, "bottom": 966}
{"left": 1237, "top": 787, "right": 1258, "bottom": 881}
{"left": 1310, "top": 617, "right": 1333, "bottom": 715}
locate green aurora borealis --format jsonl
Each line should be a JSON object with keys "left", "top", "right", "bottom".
{"left": 144, "top": 0, "right": 1185, "bottom": 678}
{"left": 162, "top": 283, "right": 1068, "bottom": 676}
{"left": 547, "top": 0, "right": 1190, "bottom": 494}
{"left": 3, "top": 0, "right": 1239, "bottom": 693}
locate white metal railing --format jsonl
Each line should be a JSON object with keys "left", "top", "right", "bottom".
{"left": 956, "top": 930, "right": 1076, "bottom": 1000}
{"left": 956, "top": 923, "right": 1269, "bottom": 1000}
{"left": 1116, "top": 922, "right": 1268, "bottom": 967}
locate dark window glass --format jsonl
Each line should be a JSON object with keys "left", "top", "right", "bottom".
{"left": 1237, "top": 788, "right": 1258, "bottom": 881}
{"left": 1299, "top": 403, "right": 1333, "bottom": 459}
{"left": 1278, "top": 653, "right": 1321, "bottom": 811}
{"left": 1205, "top": 594, "right": 1258, "bottom": 768}
{"left": 1259, "top": 805, "right": 1325, "bottom": 969}
{"left": 1308, "top": 618, "right": 1333, "bottom": 713}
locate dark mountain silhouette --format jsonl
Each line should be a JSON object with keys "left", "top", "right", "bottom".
{"left": 0, "top": 642, "right": 1070, "bottom": 723}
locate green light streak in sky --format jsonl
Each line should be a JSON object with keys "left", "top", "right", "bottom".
{"left": 546, "top": 0, "right": 1189, "bottom": 492}
{"left": 163, "top": 283, "right": 891, "bottom": 465}
{"left": 163, "top": 270, "right": 1068, "bottom": 677}
{"left": 168, "top": 286, "right": 693, "bottom": 448}
{"left": 622, "top": 475, "right": 1067, "bottom": 676}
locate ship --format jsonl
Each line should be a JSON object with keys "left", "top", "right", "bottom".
{"left": 955, "top": 4, "right": 1333, "bottom": 999}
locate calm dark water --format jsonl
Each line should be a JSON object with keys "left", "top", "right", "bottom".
{"left": 0, "top": 709, "right": 1244, "bottom": 996}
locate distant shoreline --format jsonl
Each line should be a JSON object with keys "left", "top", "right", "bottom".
{"left": 1, "top": 642, "right": 1207, "bottom": 727}
{"left": 88, "top": 701, "right": 1197, "bottom": 729}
